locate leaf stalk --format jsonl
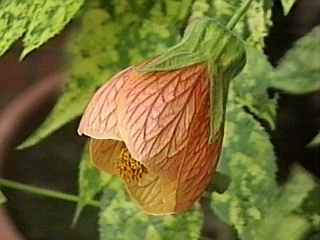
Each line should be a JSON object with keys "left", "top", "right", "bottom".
{"left": 227, "top": 0, "right": 254, "bottom": 30}
{"left": 0, "top": 178, "right": 100, "bottom": 208}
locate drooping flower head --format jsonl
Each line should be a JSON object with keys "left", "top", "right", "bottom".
{"left": 78, "top": 18, "right": 246, "bottom": 215}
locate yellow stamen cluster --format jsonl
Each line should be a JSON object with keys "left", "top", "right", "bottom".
{"left": 118, "top": 147, "right": 148, "bottom": 183}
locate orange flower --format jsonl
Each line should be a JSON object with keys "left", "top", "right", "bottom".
{"left": 78, "top": 63, "right": 223, "bottom": 215}
{"left": 78, "top": 18, "right": 246, "bottom": 215}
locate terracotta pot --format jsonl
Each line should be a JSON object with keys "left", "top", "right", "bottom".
{"left": 0, "top": 75, "right": 62, "bottom": 240}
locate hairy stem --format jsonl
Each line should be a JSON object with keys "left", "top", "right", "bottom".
{"left": 227, "top": 0, "right": 254, "bottom": 30}
{"left": 0, "top": 178, "right": 100, "bottom": 208}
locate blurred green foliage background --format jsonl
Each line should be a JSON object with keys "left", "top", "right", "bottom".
{"left": 0, "top": 0, "right": 319, "bottom": 240}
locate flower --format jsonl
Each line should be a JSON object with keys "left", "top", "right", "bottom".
{"left": 78, "top": 18, "right": 246, "bottom": 215}
{"left": 78, "top": 63, "right": 222, "bottom": 215}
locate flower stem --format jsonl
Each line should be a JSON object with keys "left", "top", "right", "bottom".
{"left": 0, "top": 178, "right": 100, "bottom": 208}
{"left": 226, "top": 0, "right": 254, "bottom": 30}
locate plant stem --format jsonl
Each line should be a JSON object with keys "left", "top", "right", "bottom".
{"left": 0, "top": 178, "right": 100, "bottom": 208}
{"left": 226, "top": 0, "right": 254, "bottom": 30}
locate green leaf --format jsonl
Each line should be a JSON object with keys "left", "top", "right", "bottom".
{"left": 0, "top": 1, "right": 29, "bottom": 56}
{"left": 280, "top": 0, "right": 296, "bottom": 15}
{"left": 209, "top": 0, "right": 273, "bottom": 49}
{"left": 19, "top": 0, "right": 187, "bottom": 148}
{"left": 270, "top": 26, "right": 320, "bottom": 94}
{"left": 0, "top": 190, "right": 6, "bottom": 205}
{"left": 0, "top": 0, "right": 83, "bottom": 58}
{"left": 308, "top": 132, "right": 320, "bottom": 147}
{"left": 245, "top": 0, "right": 273, "bottom": 49}
{"left": 212, "top": 99, "right": 318, "bottom": 240}
{"left": 99, "top": 184, "right": 203, "bottom": 240}
{"left": 212, "top": 102, "right": 278, "bottom": 236}
{"left": 72, "top": 144, "right": 111, "bottom": 225}
{"left": 232, "top": 47, "right": 277, "bottom": 129}
{"left": 298, "top": 184, "right": 320, "bottom": 232}
{"left": 254, "top": 167, "right": 316, "bottom": 240}
{"left": 257, "top": 215, "right": 309, "bottom": 240}
{"left": 21, "top": 0, "right": 84, "bottom": 58}
{"left": 18, "top": 87, "right": 95, "bottom": 149}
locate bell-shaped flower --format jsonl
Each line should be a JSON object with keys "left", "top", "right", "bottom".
{"left": 78, "top": 18, "right": 246, "bottom": 215}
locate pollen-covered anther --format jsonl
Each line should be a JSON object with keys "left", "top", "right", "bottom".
{"left": 118, "top": 147, "right": 148, "bottom": 183}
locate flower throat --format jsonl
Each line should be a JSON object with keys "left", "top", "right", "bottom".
{"left": 118, "top": 147, "right": 148, "bottom": 183}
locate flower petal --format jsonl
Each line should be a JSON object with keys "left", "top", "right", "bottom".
{"left": 125, "top": 106, "right": 222, "bottom": 214}
{"left": 78, "top": 68, "right": 132, "bottom": 140}
{"left": 175, "top": 105, "right": 223, "bottom": 212}
{"left": 125, "top": 141, "right": 222, "bottom": 214}
{"left": 117, "top": 64, "right": 206, "bottom": 174}
{"left": 90, "top": 139, "right": 178, "bottom": 214}
{"left": 116, "top": 64, "right": 223, "bottom": 213}
{"left": 90, "top": 139, "right": 123, "bottom": 176}
{"left": 125, "top": 169, "right": 178, "bottom": 215}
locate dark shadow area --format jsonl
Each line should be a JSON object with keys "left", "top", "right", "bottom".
{"left": 265, "top": 0, "right": 320, "bottom": 181}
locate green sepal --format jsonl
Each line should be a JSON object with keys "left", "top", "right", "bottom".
{"left": 139, "top": 17, "right": 246, "bottom": 144}
{"left": 138, "top": 18, "right": 246, "bottom": 73}
{"left": 138, "top": 18, "right": 209, "bottom": 71}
